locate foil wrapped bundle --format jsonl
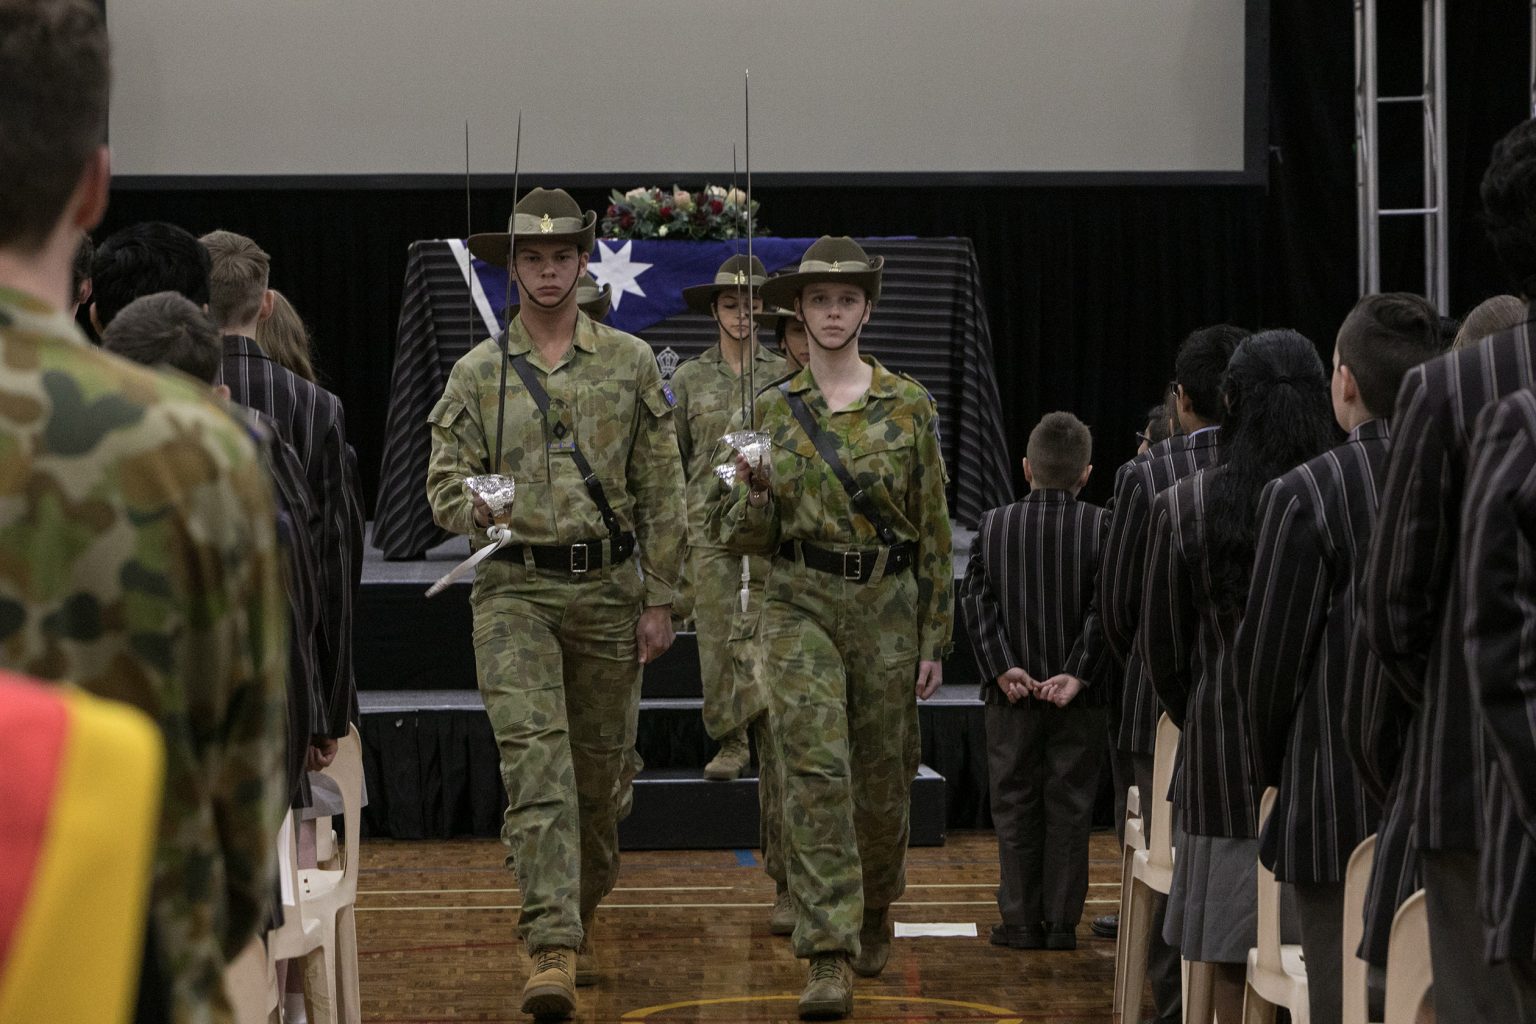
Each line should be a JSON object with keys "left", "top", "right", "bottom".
{"left": 721, "top": 430, "right": 771, "bottom": 470}
{"left": 465, "top": 474, "right": 516, "bottom": 520}
{"left": 713, "top": 462, "right": 740, "bottom": 487}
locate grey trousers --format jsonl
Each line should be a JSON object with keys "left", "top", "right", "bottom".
{"left": 1292, "top": 879, "right": 1345, "bottom": 1024}
{"left": 1422, "top": 850, "right": 1519, "bottom": 1024}
{"left": 1131, "top": 751, "right": 1182, "bottom": 1023}
{"left": 1511, "top": 957, "right": 1536, "bottom": 1023}
{"left": 985, "top": 700, "right": 1105, "bottom": 927}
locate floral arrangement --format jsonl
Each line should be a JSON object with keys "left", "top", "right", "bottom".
{"left": 601, "top": 184, "right": 766, "bottom": 240}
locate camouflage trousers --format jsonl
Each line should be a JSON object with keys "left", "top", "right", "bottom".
{"left": 471, "top": 559, "right": 644, "bottom": 953}
{"left": 759, "top": 554, "right": 922, "bottom": 957}
{"left": 691, "top": 546, "right": 772, "bottom": 740}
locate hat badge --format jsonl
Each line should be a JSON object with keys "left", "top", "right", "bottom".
{"left": 830, "top": 261, "right": 842, "bottom": 272}
{"left": 732, "top": 271, "right": 748, "bottom": 285}
{"left": 539, "top": 214, "right": 554, "bottom": 233}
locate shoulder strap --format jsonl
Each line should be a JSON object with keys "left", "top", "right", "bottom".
{"left": 780, "top": 383, "right": 900, "bottom": 546}
{"left": 509, "top": 353, "right": 623, "bottom": 542}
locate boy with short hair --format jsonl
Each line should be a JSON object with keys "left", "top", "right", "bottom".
{"left": 961, "top": 411, "right": 1109, "bottom": 950}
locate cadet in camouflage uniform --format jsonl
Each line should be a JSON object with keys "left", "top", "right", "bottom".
{"left": 426, "top": 188, "right": 684, "bottom": 1019}
{"left": 672, "top": 254, "right": 792, "bottom": 926}
{"left": 0, "top": 7, "right": 289, "bottom": 1023}
{"left": 718, "top": 237, "right": 953, "bottom": 1020}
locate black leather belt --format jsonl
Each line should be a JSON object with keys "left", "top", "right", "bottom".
{"left": 776, "top": 540, "right": 916, "bottom": 584}
{"left": 491, "top": 532, "right": 635, "bottom": 574}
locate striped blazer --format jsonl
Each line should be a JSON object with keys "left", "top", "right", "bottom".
{"left": 1460, "top": 388, "right": 1536, "bottom": 963}
{"left": 223, "top": 335, "right": 365, "bottom": 738}
{"left": 960, "top": 490, "right": 1111, "bottom": 705}
{"left": 1140, "top": 468, "right": 1261, "bottom": 838}
{"left": 1233, "top": 420, "right": 1391, "bottom": 884}
{"left": 1359, "top": 318, "right": 1536, "bottom": 852}
{"left": 1100, "top": 429, "right": 1223, "bottom": 754}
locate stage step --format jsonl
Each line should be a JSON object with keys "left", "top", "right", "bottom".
{"left": 358, "top": 691, "right": 949, "bottom": 847}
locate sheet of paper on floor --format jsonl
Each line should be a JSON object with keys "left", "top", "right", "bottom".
{"left": 893, "top": 922, "right": 978, "bottom": 938}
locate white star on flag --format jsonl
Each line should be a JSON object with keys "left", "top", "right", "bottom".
{"left": 588, "top": 240, "right": 652, "bottom": 310}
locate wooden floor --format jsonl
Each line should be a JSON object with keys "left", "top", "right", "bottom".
{"left": 356, "top": 831, "right": 1127, "bottom": 1024}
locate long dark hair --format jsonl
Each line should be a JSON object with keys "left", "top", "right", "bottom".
{"left": 1205, "top": 330, "right": 1339, "bottom": 612}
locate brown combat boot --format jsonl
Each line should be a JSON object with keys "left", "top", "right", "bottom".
{"left": 770, "top": 887, "right": 796, "bottom": 935}
{"left": 703, "top": 727, "right": 751, "bottom": 781}
{"left": 521, "top": 946, "right": 576, "bottom": 1019}
{"left": 851, "top": 906, "right": 890, "bottom": 977}
{"left": 575, "top": 912, "right": 597, "bottom": 987}
{"left": 797, "top": 952, "right": 853, "bottom": 1020}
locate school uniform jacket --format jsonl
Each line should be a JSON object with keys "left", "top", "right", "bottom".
{"left": 1233, "top": 420, "right": 1391, "bottom": 884}
{"left": 960, "top": 490, "right": 1111, "bottom": 705}
{"left": 1100, "top": 429, "right": 1223, "bottom": 755}
{"left": 1359, "top": 320, "right": 1536, "bottom": 852}
{"left": 1140, "top": 467, "right": 1262, "bottom": 838}
{"left": 1460, "top": 388, "right": 1536, "bottom": 963}
{"left": 223, "top": 335, "right": 365, "bottom": 739}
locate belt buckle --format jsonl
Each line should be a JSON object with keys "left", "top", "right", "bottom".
{"left": 570, "top": 544, "right": 590, "bottom": 574}
{"left": 842, "top": 550, "right": 863, "bottom": 582}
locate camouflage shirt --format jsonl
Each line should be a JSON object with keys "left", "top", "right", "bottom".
{"left": 426, "top": 311, "right": 685, "bottom": 605}
{"left": 717, "top": 358, "right": 954, "bottom": 661}
{"left": 670, "top": 341, "right": 787, "bottom": 547}
{"left": 0, "top": 287, "right": 288, "bottom": 1024}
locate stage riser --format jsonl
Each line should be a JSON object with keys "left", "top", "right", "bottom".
{"left": 358, "top": 709, "right": 948, "bottom": 847}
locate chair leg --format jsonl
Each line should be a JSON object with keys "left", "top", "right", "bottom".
{"left": 1114, "top": 845, "right": 1134, "bottom": 1018}
{"left": 1184, "top": 959, "right": 1216, "bottom": 1024}
{"left": 337, "top": 905, "right": 361, "bottom": 1024}
{"left": 1116, "top": 879, "right": 1155, "bottom": 1024}
{"left": 303, "top": 921, "right": 341, "bottom": 1024}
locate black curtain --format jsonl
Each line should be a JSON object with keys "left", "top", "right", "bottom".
{"left": 96, "top": 0, "right": 1530, "bottom": 515}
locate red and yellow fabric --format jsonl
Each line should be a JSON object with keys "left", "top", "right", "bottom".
{"left": 0, "top": 670, "right": 164, "bottom": 1024}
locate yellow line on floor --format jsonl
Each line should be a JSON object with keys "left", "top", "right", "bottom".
{"left": 357, "top": 885, "right": 733, "bottom": 896}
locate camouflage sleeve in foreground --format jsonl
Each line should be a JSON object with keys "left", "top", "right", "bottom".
{"left": 909, "top": 400, "right": 954, "bottom": 662}
{"left": 628, "top": 351, "right": 686, "bottom": 606}
{"left": 425, "top": 363, "right": 486, "bottom": 540}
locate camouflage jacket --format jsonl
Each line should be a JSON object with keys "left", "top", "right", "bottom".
{"left": 426, "top": 311, "right": 685, "bottom": 605}
{"left": 0, "top": 286, "right": 288, "bottom": 1024}
{"left": 716, "top": 358, "right": 955, "bottom": 661}
{"left": 670, "top": 341, "right": 786, "bottom": 547}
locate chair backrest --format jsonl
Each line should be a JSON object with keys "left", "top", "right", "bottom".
{"left": 1253, "top": 787, "right": 1283, "bottom": 971}
{"left": 1384, "top": 889, "right": 1431, "bottom": 1024}
{"left": 265, "top": 811, "right": 308, "bottom": 955}
{"left": 1342, "top": 834, "right": 1378, "bottom": 1024}
{"left": 1148, "top": 714, "right": 1179, "bottom": 870}
{"left": 324, "top": 725, "right": 363, "bottom": 904}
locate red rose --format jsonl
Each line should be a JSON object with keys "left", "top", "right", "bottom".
{"left": 710, "top": 198, "right": 724, "bottom": 214}
{"left": 660, "top": 205, "right": 673, "bottom": 218}
{"left": 620, "top": 212, "right": 635, "bottom": 228}
{"left": 607, "top": 204, "right": 620, "bottom": 218}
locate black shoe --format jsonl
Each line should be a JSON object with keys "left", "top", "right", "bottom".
{"left": 1090, "top": 913, "right": 1118, "bottom": 940}
{"left": 1042, "top": 923, "right": 1077, "bottom": 950}
{"left": 988, "top": 924, "right": 1046, "bottom": 949}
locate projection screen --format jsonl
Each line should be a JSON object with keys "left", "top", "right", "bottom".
{"left": 106, "top": 0, "right": 1263, "bottom": 184}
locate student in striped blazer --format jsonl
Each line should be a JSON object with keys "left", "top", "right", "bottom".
{"left": 1233, "top": 293, "right": 1445, "bottom": 1024}
{"left": 1084, "top": 324, "right": 1244, "bottom": 1023}
{"left": 203, "top": 230, "right": 366, "bottom": 750}
{"left": 1141, "top": 330, "right": 1338, "bottom": 1022}
{"left": 1357, "top": 117, "right": 1536, "bottom": 1024}
{"left": 1461, "top": 387, "right": 1536, "bottom": 1021}
{"left": 960, "top": 412, "right": 1109, "bottom": 952}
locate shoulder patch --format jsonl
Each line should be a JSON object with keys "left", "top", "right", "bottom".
{"left": 662, "top": 383, "right": 677, "bottom": 407}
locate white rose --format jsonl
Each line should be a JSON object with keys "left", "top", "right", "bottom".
{"left": 659, "top": 225, "right": 669, "bottom": 236}
{"left": 625, "top": 187, "right": 647, "bottom": 200}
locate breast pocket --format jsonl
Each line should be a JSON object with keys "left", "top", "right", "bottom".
{"left": 770, "top": 427, "right": 821, "bottom": 507}
{"left": 574, "top": 378, "right": 636, "bottom": 482}
{"left": 846, "top": 414, "right": 915, "bottom": 512}
{"left": 478, "top": 384, "right": 547, "bottom": 482}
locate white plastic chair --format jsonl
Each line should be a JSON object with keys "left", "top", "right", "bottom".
{"left": 1112, "top": 784, "right": 1147, "bottom": 1020}
{"left": 1114, "top": 714, "right": 1179, "bottom": 1024}
{"left": 1241, "top": 787, "right": 1310, "bottom": 1024}
{"left": 1383, "top": 890, "right": 1431, "bottom": 1024}
{"left": 297, "top": 725, "right": 363, "bottom": 1024}
{"left": 267, "top": 811, "right": 327, "bottom": 1020}
{"left": 1343, "top": 834, "right": 1379, "bottom": 1024}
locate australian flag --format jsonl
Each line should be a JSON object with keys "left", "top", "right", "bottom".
{"left": 450, "top": 236, "right": 814, "bottom": 338}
